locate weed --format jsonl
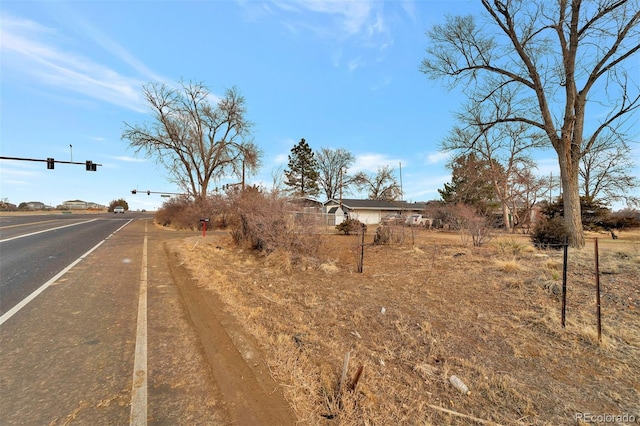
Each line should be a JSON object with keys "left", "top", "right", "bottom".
{"left": 173, "top": 228, "right": 640, "bottom": 425}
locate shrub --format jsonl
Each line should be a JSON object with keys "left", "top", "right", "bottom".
{"left": 373, "top": 225, "right": 391, "bottom": 245}
{"left": 108, "top": 198, "right": 129, "bottom": 212}
{"left": 335, "top": 218, "right": 366, "bottom": 236}
{"left": 445, "top": 203, "right": 494, "bottom": 247}
{"left": 155, "top": 195, "right": 225, "bottom": 230}
{"left": 228, "top": 191, "right": 323, "bottom": 264}
{"left": 531, "top": 216, "right": 567, "bottom": 250}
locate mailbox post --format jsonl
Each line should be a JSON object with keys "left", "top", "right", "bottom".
{"left": 200, "top": 218, "right": 210, "bottom": 237}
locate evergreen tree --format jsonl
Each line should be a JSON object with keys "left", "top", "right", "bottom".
{"left": 284, "top": 138, "right": 320, "bottom": 197}
{"left": 438, "top": 154, "right": 499, "bottom": 214}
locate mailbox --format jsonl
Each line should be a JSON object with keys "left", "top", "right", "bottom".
{"left": 200, "top": 218, "right": 210, "bottom": 237}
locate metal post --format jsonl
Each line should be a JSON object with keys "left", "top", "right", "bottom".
{"left": 561, "top": 236, "right": 568, "bottom": 328}
{"left": 358, "top": 223, "right": 365, "bottom": 273}
{"left": 595, "top": 238, "right": 602, "bottom": 343}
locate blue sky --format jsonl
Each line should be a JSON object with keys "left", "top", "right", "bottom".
{"left": 0, "top": 0, "right": 637, "bottom": 211}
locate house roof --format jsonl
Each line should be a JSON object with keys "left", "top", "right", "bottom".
{"left": 287, "top": 197, "right": 323, "bottom": 207}
{"left": 324, "top": 198, "right": 428, "bottom": 211}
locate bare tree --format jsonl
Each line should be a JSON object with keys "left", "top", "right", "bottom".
{"left": 580, "top": 137, "right": 640, "bottom": 207}
{"left": 269, "top": 165, "right": 287, "bottom": 198}
{"left": 316, "top": 147, "right": 355, "bottom": 200}
{"left": 354, "top": 165, "right": 402, "bottom": 201}
{"left": 122, "top": 81, "right": 260, "bottom": 201}
{"left": 421, "top": 0, "right": 640, "bottom": 247}
{"left": 443, "top": 113, "right": 546, "bottom": 231}
{"left": 507, "top": 167, "right": 549, "bottom": 233}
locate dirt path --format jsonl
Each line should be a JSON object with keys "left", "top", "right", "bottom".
{"left": 163, "top": 236, "right": 297, "bottom": 425}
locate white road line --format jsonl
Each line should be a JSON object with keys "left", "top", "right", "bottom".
{"left": 0, "top": 219, "right": 98, "bottom": 243}
{"left": 130, "top": 221, "right": 148, "bottom": 425}
{"left": 0, "top": 219, "right": 134, "bottom": 326}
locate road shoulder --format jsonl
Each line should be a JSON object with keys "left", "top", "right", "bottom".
{"left": 164, "top": 238, "right": 298, "bottom": 425}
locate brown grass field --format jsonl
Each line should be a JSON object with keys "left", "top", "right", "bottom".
{"left": 170, "top": 226, "right": 640, "bottom": 425}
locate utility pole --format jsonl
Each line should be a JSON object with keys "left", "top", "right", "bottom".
{"left": 339, "top": 167, "right": 344, "bottom": 210}
{"left": 399, "top": 162, "right": 404, "bottom": 201}
{"left": 242, "top": 160, "right": 245, "bottom": 191}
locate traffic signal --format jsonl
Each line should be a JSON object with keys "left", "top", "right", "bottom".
{"left": 131, "top": 189, "right": 137, "bottom": 194}
{"left": 147, "top": 190, "right": 151, "bottom": 195}
{"left": 47, "top": 158, "right": 55, "bottom": 169}
{"left": 85, "top": 160, "right": 96, "bottom": 171}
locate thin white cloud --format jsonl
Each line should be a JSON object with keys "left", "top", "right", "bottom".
{"left": 0, "top": 13, "right": 148, "bottom": 112}
{"left": 370, "top": 75, "right": 392, "bottom": 91}
{"left": 239, "top": 0, "right": 401, "bottom": 72}
{"left": 273, "top": 153, "right": 288, "bottom": 164}
{"left": 114, "top": 156, "right": 146, "bottom": 163}
{"left": 59, "top": 5, "right": 163, "bottom": 83}
{"left": 535, "top": 157, "right": 561, "bottom": 176}
{"left": 0, "top": 164, "right": 41, "bottom": 186}
{"left": 348, "top": 56, "right": 365, "bottom": 72}
{"left": 352, "top": 153, "right": 404, "bottom": 173}
{"left": 426, "top": 151, "right": 449, "bottom": 164}
{"left": 272, "top": 0, "right": 378, "bottom": 36}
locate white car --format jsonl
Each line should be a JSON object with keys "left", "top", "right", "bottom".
{"left": 114, "top": 206, "right": 125, "bottom": 214}
{"left": 406, "top": 214, "right": 428, "bottom": 226}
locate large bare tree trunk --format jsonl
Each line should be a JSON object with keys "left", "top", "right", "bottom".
{"left": 558, "top": 152, "right": 585, "bottom": 247}
{"left": 502, "top": 202, "right": 511, "bottom": 232}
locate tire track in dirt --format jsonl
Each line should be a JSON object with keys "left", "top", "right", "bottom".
{"left": 164, "top": 242, "right": 297, "bottom": 425}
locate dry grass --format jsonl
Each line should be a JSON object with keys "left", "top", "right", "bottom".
{"left": 173, "top": 228, "right": 640, "bottom": 425}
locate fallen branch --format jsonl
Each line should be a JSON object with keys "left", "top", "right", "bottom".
{"left": 338, "top": 351, "right": 351, "bottom": 397}
{"left": 426, "top": 404, "right": 503, "bottom": 426}
{"left": 349, "top": 365, "right": 364, "bottom": 392}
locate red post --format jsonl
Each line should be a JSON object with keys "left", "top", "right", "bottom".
{"left": 202, "top": 220, "right": 206, "bottom": 237}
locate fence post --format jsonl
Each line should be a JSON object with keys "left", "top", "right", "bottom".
{"left": 595, "top": 238, "right": 602, "bottom": 343}
{"left": 561, "top": 235, "right": 568, "bottom": 328}
{"left": 358, "top": 223, "right": 365, "bottom": 273}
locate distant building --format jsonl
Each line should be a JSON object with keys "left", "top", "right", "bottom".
{"left": 20, "top": 201, "right": 48, "bottom": 210}
{"left": 60, "top": 200, "right": 89, "bottom": 210}
{"left": 59, "top": 200, "right": 106, "bottom": 210}
{"left": 323, "top": 198, "right": 429, "bottom": 225}
{"left": 0, "top": 201, "right": 18, "bottom": 211}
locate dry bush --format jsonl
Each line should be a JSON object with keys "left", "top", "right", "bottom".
{"left": 155, "top": 194, "right": 228, "bottom": 230}
{"left": 494, "top": 238, "right": 532, "bottom": 257}
{"left": 228, "top": 191, "right": 324, "bottom": 265}
{"left": 373, "top": 223, "right": 405, "bottom": 245}
{"left": 335, "top": 218, "right": 366, "bottom": 236}
{"left": 494, "top": 258, "right": 524, "bottom": 273}
{"left": 443, "top": 203, "right": 495, "bottom": 247}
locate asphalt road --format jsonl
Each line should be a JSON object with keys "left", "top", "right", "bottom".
{"left": 0, "top": 214, "right": 233, "bottom": 425}
{"left": 0, "top": 213, "right": 145, "bottom": 316}
{"left": 0, "top": 212, "right": 295, "bottom": 425}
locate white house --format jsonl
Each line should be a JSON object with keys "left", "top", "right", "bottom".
{"left": 323, "top": 198, "right": 429, "bottom": 225}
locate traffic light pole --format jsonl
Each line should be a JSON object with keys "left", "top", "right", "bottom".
{"left": 0, "top": 156, "right": 101, "bottom": 170}
{"left": 131, "top": 190, "right": 185, "bottom": 196}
